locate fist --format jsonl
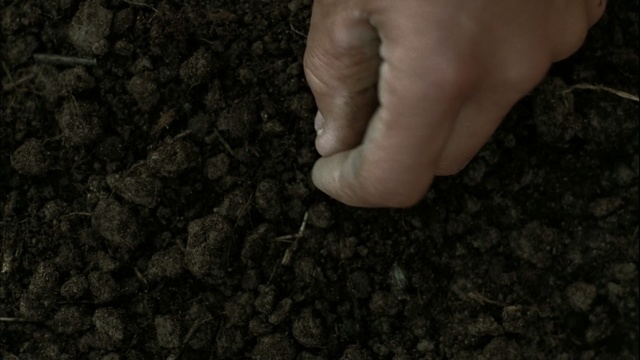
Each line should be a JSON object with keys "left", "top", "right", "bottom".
{"left": 304, "top": 0, "right": 606, "bottom": 207}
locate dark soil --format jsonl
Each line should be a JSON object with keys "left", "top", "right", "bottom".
{"left": 1, "top": 1, "right": 638, "bottom": 359}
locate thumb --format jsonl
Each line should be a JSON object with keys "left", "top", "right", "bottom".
{"left": 303, "top": 1, "right": 380, "bottom": 157}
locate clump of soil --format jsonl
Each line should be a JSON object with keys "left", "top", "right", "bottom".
{"left": 1, "top": 1, "right": 637, "bottom": 359}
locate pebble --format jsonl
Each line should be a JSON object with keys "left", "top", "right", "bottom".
{"left": 56, "top": 100, "right": 103, "bottom": 146}
{"left": 184, "top": 214, "right": 232, "bottom": 278}
{"left": 68, "top": 0, "right": 112, "bottom": 55}
{"left": 155, "top": 315, "right": 181, "bottom": 348}
{"left": 92, "top": 307, "right": 125, "bottom": 349}
{"left": 565, "top": 282, "right": 597, "bottom": 312}
{"left": 251, "top": 333, "right": 295, "bottom": 360}
{"left": 147, "top": 137, "right": 199, "bottom": 177}
{"left": 106, "top": 173, "right": 162, "bottom": 208}
{"left": 91, "top": 198, "right": 140, "bottom": 249}
{"left": 11, "top": 138, "right": 48, "bottom": 176}
{"left": 292, "top": 308, "right": 325, "bottom": 348}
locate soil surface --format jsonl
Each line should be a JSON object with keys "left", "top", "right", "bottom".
{"left": 1, "top": 1, "right": 638, "bottom": 359}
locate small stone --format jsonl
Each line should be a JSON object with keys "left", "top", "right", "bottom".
{"left": 248, "top": 317, "right": 273, "bottom": 337}
{"left": 588, "top": 197, "right": 623, "bottom": 218}
{"left": 3, "top": 35, "right": 39, "bottom": 65}
{"left": 91, "top": 198, "right": 140, "bottom": 249}
{"left": 188, "top": 113, "right": 211, "bottom": 139}
{"left": 262, "top": 120, "right": 285, "bottom": 135}
{"left": 61, "top": 275, "right": 88, "bottom": 300}
{"left": 97, "top": 136, "right": 125, "bottom": 160}
{"left": 19, "top": 293, "right": 48, "bottom": 320}
{"left": 146, "top": 246, "right": 184, "bottom": 281}
{"left": 184, "top": 214, "right": 232, "bottom": 279}
{"left": 241, "top": 269, "right": 260, "bottom": 290}
{"left": 155, "top": 315, "right": 181, "bottom": 349}
{"left": 204, "top": 153, "right": 230, "bottom": 180}
{"left": 510, "top": 222, "right": 555, "bottom": 268}
{"left": 224, "top": 293, "right": 254, "bottom": 326}
{"left": 566, "top": 282, "right": 597, "bottom": 312}
{"left": 88, "top": 271, "right": 120, "bottom": 304}
{"left": 91, "top": 251, "right": 120, "bottom": 273}
{"left": 112, "top": 8, "right": 133, "bottom": 34}
{"left": 481, "top": 337, "right": 522, "bottom": 360}
{"left": 254, "top": 179, "right": 282, "bottom": 220}
{"left": 180, "top": 48, "right": 213, "bottom": 85}
{"left": 185, "top": 303, "right": 213, "bottom": 350}
{"left": 127, "top": 73, "right": 159, "bottom": 111}
{"left": 217, "top": 101, "right": 257, "bottom": 139}
{"left": 611, "top": 263, "right": 637, "bottom": 282}
{"left": 416, "top": 338, "right": 435, "bottom": 353}
{"left": 340, "top": 345, "right": 370, "bottom": 360}
{"left": 308, "top": 202, "right": 333, "bottom": 229}
{"left": 68, "top": 0, "right": 112, "bottom": 55}
{"left": 347, "top": 270, "right": 371, "bottom": 299}
{"left": 51, "top": 306, "right": 89, "bottom": 334}
{"left": 241, "top": 224, "right": 270, "bottom": 264}
{"left": 106, "top": 173, "right": 162, "bottom": 208}
{"left": 251, "top": 333, "right": 295, "bottom": 360}
{"left": 254, "top": 285, "right": 277, "bottom": 314}
{"left": 28, "top": 262, "right": 59, "bottom": 297}
{"left": 217, "top": 187, "right": 252, "bottom": 219}
{"left": 147, "top": 137, "right": 200, "bottom": 177}
{"left": 268, "top": 298, "right": 292, "bottom": 325}
{"left": 130, "top": 56, "right": 153, "bottom": 74}
{"left": 369, "top": 291, "right": 400, "bottom": 316}
{"left": 92, "top": 307, "right": 125, "bottom": 350}
{"left": 462, "top": 159, "right": 487, "bottom": 186}
{"left": 11, "top": 138, "right": 48, "bottom": 176}
{"left": 57, "top": 100, "right": 103, "bottom": 146}
{"left": 533, "top": 77, "right": 581, "bottom": 144}
{"left": 113, "top": 40, "right": 134, "bottom": 56}
{"left": 215, "top": 326, "right": 245, "bottom": 358}
{"left": 58, "top": 67, "right": 95, "bottom": 95}
{"left": 292, "top": 308, "right": 325, "bottom": 348}
{"left": 467, "top": 314, "right": 503, "bottom": 336}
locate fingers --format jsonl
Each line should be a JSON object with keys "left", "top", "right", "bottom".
{"left": 586, "top": 0, "right": 607, "bottom": 27}
{"left": 549, "top": 0, "right": 604, "bottom": 61}
{"left": 311, "top": 5, "right": 473, "bottom": 207}
{"left": 303, "top": 0, "right": 381, "bottom": 157}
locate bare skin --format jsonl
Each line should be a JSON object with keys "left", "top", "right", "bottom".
{"left": 304, "top": 0, "right": 607, "bottom": 207}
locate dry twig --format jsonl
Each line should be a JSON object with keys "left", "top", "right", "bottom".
{"left": 213, "top": 128, "right": 236, "bottom": 158}
{"left": 267, "top": 211, "right": 309, "bottom": 284}
{"left": 33, "top": 54, "right": 97, "bottom": 67}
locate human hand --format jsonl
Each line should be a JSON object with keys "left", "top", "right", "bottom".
{"left": 304, "top": 0, "right": 606, "bottom": 207}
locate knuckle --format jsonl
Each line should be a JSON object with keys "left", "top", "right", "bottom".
{"left": 432, "top": 59, "right": 475, "bottom": 95}
{"left": 303, "top": 49, "right": 337, "bottom": 96}
{"left": 350, "top": 171, "right": 426, "bottom": 208}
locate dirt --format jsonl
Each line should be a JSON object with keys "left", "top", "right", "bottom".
{"left": 0, "top": 0, "right": 638, "bottom": 359}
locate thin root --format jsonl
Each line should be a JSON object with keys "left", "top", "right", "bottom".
{"left": 562, "top": 83, "right": 639, "bottom": 102}
{"left": 289, "top": 23, "right": 307, "bottom": 38}
{"left": 273, "top": 211, "right": 308, "bottom": 242}
{"left": 213, "top": 128, "right": 236, "bottom": 158}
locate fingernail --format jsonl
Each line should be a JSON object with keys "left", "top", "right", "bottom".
{"left": 314, "top": 112, "right": 325, "bottom": 135}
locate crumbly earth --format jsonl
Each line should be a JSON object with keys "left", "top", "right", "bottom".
{"left": 1, "top": 1, "right": 638, "bottom": 359}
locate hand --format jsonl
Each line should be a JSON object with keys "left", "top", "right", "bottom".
{"left": 304, "top": 0, "right": 606, "bottom": 207}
